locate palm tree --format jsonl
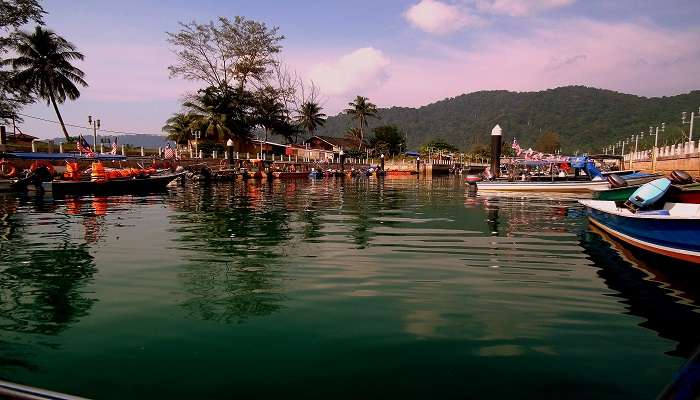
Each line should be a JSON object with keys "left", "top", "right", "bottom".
{"left": 183, "top": 98, "right": 232, "bottom": 141}
{"left": 162, "top": 113, "right": 195, "bottom": 145}
{"left": 344, "top": 96, "right": 378, "bottom": 150}
{"left": 295, "top": 101, "right": 326, "bottom": 143}
{"left": 4, "top": 26, "right": 87, "bottom": 140}
{"left": 253, "top": 90, "right": 287, "bottom": 142}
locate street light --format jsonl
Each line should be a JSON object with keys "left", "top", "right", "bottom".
{"left": 88, "top": 115, "right": 100, "bottom": 152}
{"left": 191, "top": 129, "right": 201, "bottom": 158}
{"left": 649, "top": 122, "right": 665, "bottom": 173}
{"left": 681, "top": 107, "right": 699, "bottom": 143}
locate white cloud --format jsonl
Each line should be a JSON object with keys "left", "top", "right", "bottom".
{"left": 404, "top": 0, "right": 483, "bottom": 35}
{"left": 308, "top": 47, "right": 391, "bottom": 97}
{"left": 474, "top": 0, "right": 575, "bottom": 17}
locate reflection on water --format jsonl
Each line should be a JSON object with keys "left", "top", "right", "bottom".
{"left": 0, "top": 178, "right": 696, "bottom": 399}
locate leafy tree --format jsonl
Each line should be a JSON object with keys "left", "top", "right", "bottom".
{"left": 534, "top": 131, "right": 561, "bottom": 153}
{"left": 162, "top": 113, "right": 195, "bottom": 145}
{"left": 0, "top": 0, "right": 44, "bottom": 123}
{"left": 166, "top": 16, "right": 284, "bottom": 90}
{"left": 252, "top": 86, "right": 287, "bottom": 142}
{"left": 4, "top": 26, "right": 87, "bottom": 140}
{"left": 369, "top": 125, "right": 405, "bottom": 156}
{"left": 295, "top": 101, "right": 326, "bottom": 143}
{"left": 344, "top": 95, "right": 378, "bottom": 150}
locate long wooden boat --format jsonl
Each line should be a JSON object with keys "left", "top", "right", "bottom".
{"left": 23, "top": 172, "right": 183, "bottom": 196}
{"left": 579, "top": 199, "right": 700, "bottom": 264}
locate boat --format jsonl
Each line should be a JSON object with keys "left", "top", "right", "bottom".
{"left": 23, "top": 172, "right": 184, "bottom": 196}
{"left": 579, "top": 199, "right": 700, "bottom": 264}
{"left": 272, "top": 171, "right": 309, "bottom": 179}
{"left": 476, "top": 157, "right": 659, "bottom": 193}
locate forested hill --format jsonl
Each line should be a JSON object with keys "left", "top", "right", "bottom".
{"left": 317, "top": 86, "right": 700, "bottom": 153}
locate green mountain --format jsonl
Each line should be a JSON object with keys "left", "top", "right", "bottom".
{"left": 317, "top": 86, "right": 700, "bottom": 153}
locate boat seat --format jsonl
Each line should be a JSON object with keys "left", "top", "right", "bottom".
{"left": 664, "top": 203, "right": 700, "bottom": 217}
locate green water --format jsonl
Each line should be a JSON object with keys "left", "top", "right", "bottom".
{"left": 0, "top": 177, "right": 698, "bottom": 399}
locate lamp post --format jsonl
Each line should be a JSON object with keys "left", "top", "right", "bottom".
{"left": 649, "top": 123, "right": 665, "bottom": 173}
{"left": 380, "top": 153, "right": 385, "bottom": 171}
{"left": 416, "top": 156, "right": 420, "bottom": 175}
{"left": 88, "top": 115, "right": 100, "bottom": 151}
{"left": 191, "top": 129, "right": 200, "bottom": 158}
{"left": 681, "top": 107, "right": 699, "bottom": 145}
{"left": 339, "top": 149, "right": 345, "bottom": 172}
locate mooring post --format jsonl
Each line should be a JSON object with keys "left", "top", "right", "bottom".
{"left": 491, "top": 124, "right": 502, "bottom": 178}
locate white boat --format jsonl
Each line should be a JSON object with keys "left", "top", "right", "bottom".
{"left": 579, "top": 199, "right": 700, "bottom": 264}
{"left": 477, "top": 179, "right": 610, "bottom": 192}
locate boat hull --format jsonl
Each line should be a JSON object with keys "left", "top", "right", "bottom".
{"left": 44, "top": 173, "right": 182, "bottom": 196}
{"left": 272, "top": 171, "right": 309, "bottom": 179}
{"left": 477, "top": 180, "right": 610, "bottom": 192}
{"left": 581, "top": 201, "right": 700, "bottom": 264}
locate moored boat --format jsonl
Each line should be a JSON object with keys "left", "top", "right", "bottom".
{"left": 579, "top": 199, "right": 700, "bottom": 264}
{"left": 28, "top": 172, "right": 184, "bottom": 196}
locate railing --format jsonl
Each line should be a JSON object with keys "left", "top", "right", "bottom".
{"left": 623, "top": 140, "right": 699, "bottom": 162}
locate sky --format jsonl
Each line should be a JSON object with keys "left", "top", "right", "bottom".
{"left": 16, "top": 0, "right": 700, "bottom": 139}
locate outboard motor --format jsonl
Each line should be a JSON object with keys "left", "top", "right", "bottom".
{"left": 624, "top": 177, "right": 672, "bottom": 212}
{"left": 607, "top": 174, "right": 628, "bottom": 188}
{"left": 669, "top": 170, "right": 694, "bottom": 185}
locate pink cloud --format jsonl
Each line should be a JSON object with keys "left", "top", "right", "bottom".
{"left": 298, "top": 19, "right": 700, "bottom": 115}
{"left": 404, "top": 0, "right": 484, "bottom": 35}
{"left": 308, "top": 47, "right": 390, "bottom": 97}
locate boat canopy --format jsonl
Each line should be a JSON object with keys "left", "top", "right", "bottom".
{"left": 6, "top": 152, "right": 127, "bottom": 161}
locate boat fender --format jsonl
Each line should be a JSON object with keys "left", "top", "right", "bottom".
{"left": 607, "top": 174, "right": 628, "bottom": 188}
{"left": 0, "top": 161, "right": 17, "bottom": 178}
{"left": 670, "top": 170, "right": 694, "bottom": 185}
{"left": 465, "top": 175, "right": 481, "bottom": 183}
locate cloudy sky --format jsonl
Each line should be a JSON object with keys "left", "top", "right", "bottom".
{"left": 19, "top": 0, "right": 700, "bottom": 139}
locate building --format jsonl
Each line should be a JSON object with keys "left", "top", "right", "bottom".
{"left": 304, "top": 136, "right": 358, "bottom": 153}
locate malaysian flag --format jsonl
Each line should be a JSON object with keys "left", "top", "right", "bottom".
{"left": 164, "top": 143, "right": 175, "bottom": 159}
{"left": 76, "top": 135, "right": 95, "bottom": 157}
{"left": 110, "top": 137, "right": 118, "bottom": 155}
{"left": 511, "top": 138, "right": 523, "bottom": 156}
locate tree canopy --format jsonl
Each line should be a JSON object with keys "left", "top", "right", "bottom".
{"left": 369, "top": 125, "right": 405, "bottom": 156}
{"left": 166, "top": 16, "right": 283, "bottom": 90}
{"left": 0, "top": 0, "right": 44, "bottom": 123}
{"left": 534, "top": 131, "right": 561, "bottom": 153}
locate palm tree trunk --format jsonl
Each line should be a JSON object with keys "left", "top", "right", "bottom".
{"left": 358, "top": 116, "right": 365, "bottom": 150}
{"left": 49, "top": 90, "right": 70, "bottom": 140}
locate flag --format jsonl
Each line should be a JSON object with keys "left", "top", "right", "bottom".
{"left": 164, "top": 143, "right": 175, "bottom": 159}
{"left": 110, "top": 137, "right": 118, "bottom": 155}
{"left": 511, "top": 138, "right": 523, "bottom": 156}
{"left": 76, "top": 135, "right": 95, "bottom": 157}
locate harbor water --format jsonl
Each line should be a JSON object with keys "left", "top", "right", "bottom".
{"left": 0, "top": 177, "right": 697, "bottom": 399}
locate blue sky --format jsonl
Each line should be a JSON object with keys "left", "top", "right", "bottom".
{"left": 18, "top": 0, "right": 700, "bottom": 139}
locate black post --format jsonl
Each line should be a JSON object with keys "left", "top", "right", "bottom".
{"left": 416, "top": 157, "right": 420, "bottom": 175}
{"left": 380, "top": 154, "right": 385, "bottom": 171}
{"left": 490, "top": 124, "right": 502, "bottom": 178}
{"left": 340, "top": 152, "right": 345, "bottom": 172}
{"left": 0, "top": 126, "right": 6, "bottom": 145}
